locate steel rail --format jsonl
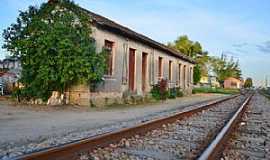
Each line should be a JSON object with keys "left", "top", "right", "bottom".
{"left": 198, "top": 94, "right": 253, "bottom": 160}
{"left": 13, "top": 95, "right": 240, "bottom": 160}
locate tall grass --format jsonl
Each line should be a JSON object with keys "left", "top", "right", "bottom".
{"left": 192, "top": 87, "right": 240, "bottom": 95}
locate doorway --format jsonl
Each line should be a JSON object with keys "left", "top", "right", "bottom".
{"left": 129, "top": 48, "right": 136, "bottom": 91}
{"left": 142, "top": 52, "right": 148, "bottom": 92}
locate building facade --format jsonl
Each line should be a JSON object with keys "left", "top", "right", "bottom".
{"left": 0, "top": 58, "right": 21, "bottom": 70}
{"left": 67, "top": 10, "right": 195, "bottom": 106}
{"left": 224, "top": 77, "right": 242, "bottom": 89}
{"left": 0, "top": 58, "right": 21, "bottom": 94}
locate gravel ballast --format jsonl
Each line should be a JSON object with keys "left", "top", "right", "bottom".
{"left": 80, "top": 95, "right": 247, "bottom": 160}
{"left": 222, "top": 93, "right": 270, "bottom": 160}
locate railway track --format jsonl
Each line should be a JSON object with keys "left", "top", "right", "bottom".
{"left": 221, "top": 93, "right": 269, "bottom": 159}
{"left": 13, "top": 94, "right": 252, "bottom": 160}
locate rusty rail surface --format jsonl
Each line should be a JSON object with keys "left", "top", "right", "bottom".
{"left": 14, "top": 95, "right": 240, "bottom": 160}
{"left": 198, "top": 94, "right": 253, "bottom": 160}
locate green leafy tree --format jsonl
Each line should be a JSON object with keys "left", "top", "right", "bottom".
{"left": 244, "top": 78, "right": 253, "bottom": 88}
{"left": 167, "top": 35, "right": 203, "bottom": 58}
{"left": 167, "top": 35, "right": 208, "bottom": 84}
{"left": 195, "top": 54, "right": 209, "bottom": 77}
{"left": 2, "top": 0, "right": 106, "bottom": 100}
{"left": 193, "top": 64, "right": 201, "bottom": 84}
{"left": 210, "top": 54, "right": 242, "bottom": 85}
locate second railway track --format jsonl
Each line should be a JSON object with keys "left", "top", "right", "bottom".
{"left": 221, "top": 93, "right": 269, "bottom": 159}
{"left": 14, "top": 94, "right": 252, "bottom": 160}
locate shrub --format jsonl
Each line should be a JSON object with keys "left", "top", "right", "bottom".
{"left": 150, "top": 79, "right": 168, "bottom": 100}
{"left": 150, "top": 84, "right": 161, "bottom": 100}
{"left": 176, "top": 87, "right": 184, "bottom": 97}
{"left": 168, "top": 87, "right": 177, "bottom": 99}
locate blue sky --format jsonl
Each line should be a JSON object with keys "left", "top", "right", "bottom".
{"left": 1, "top": 0, "right": 270, "bottom": 86}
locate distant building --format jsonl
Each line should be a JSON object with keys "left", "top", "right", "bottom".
{"left": 209, "top": 76, "right": 220, "bottom": 88}
{"left": 224, "top": 77, "right": 243, "bottom": 89}
{"left": 0, "top": 58, "right": 21, "bottom": 94}
{"left": 0, "top": 58, "right": 21, "bottom": 70}
{"left": 200, "top": 76, "right": 209, "bottom": 86}
{"left": 199, "top": 75, "right": 220, "bottom": 87}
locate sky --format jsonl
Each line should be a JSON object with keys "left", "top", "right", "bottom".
{"left": 0, "top": 0, "right": 270, "bottom": 86}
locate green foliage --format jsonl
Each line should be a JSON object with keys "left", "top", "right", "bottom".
{"left": 150, "top": 83, "right": 183, "bottom": 100}
{"left": 193, "top": 64, "right": 201, "bottom": 85}
{"left": 209, "top": 55, "right": 241, "bottom": 85}
{"left": 244, "top": 78, "right": 253, "bottom": 88}
{"left": 2, "top": 0, "right": 107, "bottom": 100}
{"left": 176, "top": 87, "right": 184, "bottom": 97}
{"left": 192, "top": 87, "right": 240, "bottom": 95}
{"left": 150, "top": 79, "right": 168, "bottom": 100}
{"left": 167, "top": 35, "right": 210, "bottom": 82}
{"left": 167, "top": 35, "right": 203, "bottom": 58}
{"left": 167, "top": 35, "right": 243, "bottom": 86}
{"left": 195, "top": 54, "right": 209, "bottom": 76}
{"left": 168, "top": 88, "right": 177, "bottom": 99}
{"left": 150, "top": 84, "right": 161, "bottom": 100}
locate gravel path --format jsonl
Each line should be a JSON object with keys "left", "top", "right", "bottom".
{"left": 222, "top": 93, "right": 270, "bottom": 160}
{"left": 82, "top": 95, "right": 247, "bottom": 160}
{"left": 0, "top": 94, "right": 227, "bottom": 159}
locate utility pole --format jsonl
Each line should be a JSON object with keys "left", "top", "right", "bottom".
{"left": 265, "top": 75, "right": 268, "bottom": 88}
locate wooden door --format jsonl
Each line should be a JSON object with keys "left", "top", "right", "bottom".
{"left": 158, "top": 57, "right": 163, "bottom": 77}
{"left": 142, "top": 52, "right": 148, "bottom": 92}
{"left": 183, "top": 65, "right": 186, "bottom": 88}
{"left": 129, "top": 49, "right": 136, "bottom": 91}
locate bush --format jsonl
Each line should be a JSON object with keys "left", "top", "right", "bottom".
{"left": 168, "top": 88, "right": 176, "bottom": 99}
{"left": 176, "top": 87, "right": 184, "bottom": 97}
{"left": 150, "top": 84, "right": 161, "bottom": 100}
{"left": 150, "top": 79, "right": 168, "bottom": 100}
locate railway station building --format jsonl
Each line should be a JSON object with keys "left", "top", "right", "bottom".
{"left": 67, "top": 9, "right": 195, "bottom": 106}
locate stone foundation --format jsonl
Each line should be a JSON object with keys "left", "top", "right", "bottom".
{"left": 89, "top": 92, "right": 123, "bottom": 107}
{"left": 66, "top": 83, "right": 193, "bottom": 107}
{"left": 66, "top": 83, "right": 90, "bottom": 106}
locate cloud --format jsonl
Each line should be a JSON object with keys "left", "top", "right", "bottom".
{"left": 235, "top": 48, "right": 247, "bottom": 54}
{"left": 256, "top": 41, "right": 270, "bottom": 54}
{"left": 232, "top": 42, "right": 249, "bottom": 48}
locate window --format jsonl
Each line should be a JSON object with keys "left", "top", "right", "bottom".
{"left": 158, "top": 57, "right": 163, "bottom": 77}
{"left": 231, "top": 82, "right": 237, "bottom": 87}
{"left": 104, "top": 40, "right": 114, "bottom": 75}
{"left": 169, "top": 60, "right": 172, "bottom": 81}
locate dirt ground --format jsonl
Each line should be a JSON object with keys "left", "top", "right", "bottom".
{"left": 0, "top": 93, "right": 227, "bottom": 146}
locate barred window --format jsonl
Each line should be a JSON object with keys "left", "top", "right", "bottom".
{"left": 104, "top": 40, "right": 114, "bottom": 75}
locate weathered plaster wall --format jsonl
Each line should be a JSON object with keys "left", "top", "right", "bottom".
{"left": 92, "top": 26, "right": 194, "bottom": 95}
{"left": 68, "top": 26, "right": 194, "bottom": 106}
